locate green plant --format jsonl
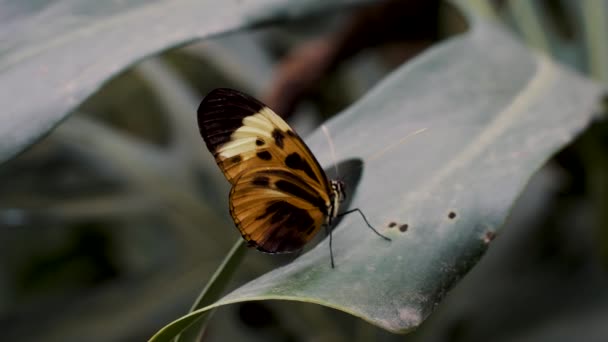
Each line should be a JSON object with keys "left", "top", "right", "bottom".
{"left": 0, "top": 1, "right": 606, "bottom": 341}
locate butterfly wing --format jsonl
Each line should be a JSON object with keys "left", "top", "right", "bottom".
{"left": 197, "top": 88, "right": 332, "bottom": 253}
{"left": 230, "top": 168, "right": 328, "bottom": 253}
{"left": 198, "top": 88, "right": 328, "bottom": 187}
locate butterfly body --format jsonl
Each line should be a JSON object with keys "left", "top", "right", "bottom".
{"left": 198, "top": 89, "right": 389, "bottom": 262}
{"left": 198, "top": 88, "right": 344, "bottom": 253}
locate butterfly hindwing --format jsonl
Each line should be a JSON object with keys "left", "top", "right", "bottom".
{"left": 197, "top": 88, "right": 333, "bottom": 253}
{"left": 230, "top": 168, "right": 327, "bottom": 253}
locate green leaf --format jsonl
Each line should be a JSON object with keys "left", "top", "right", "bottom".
{"left": 176, "top": 239, "right": 247, "bottom": 342}
{"left": 150, "top": 18, "right": 605, "bottom": 340}
{"left": 0, "top": 0, "right": 372, "bottom": 164}
{"left": 581, "top": 1, "right": 608, "bottom": 82}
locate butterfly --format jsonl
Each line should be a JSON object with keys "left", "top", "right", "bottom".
{"left": 197, "top": 88, "right": 390, "bottom": 267}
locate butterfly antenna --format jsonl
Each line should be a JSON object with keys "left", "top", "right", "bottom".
{"left": 324, "top": 224, "right": 335, "bottom": 268}
{"left": 321, "top": 124, "right": 339, "bottom": 177}
{"left": 366, "top": 127, "right": 428, "bottom": 163}
{"left": 338, "top": 208, "right": 391, "bottom": 241}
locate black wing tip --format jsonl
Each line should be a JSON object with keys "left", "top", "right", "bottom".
{"left": 197, "top": 88, "right": 267, "bottom": 152}
{"left": 198, "top": 88, "right": 264, "bottom": 113}
{"left": 201, "top": 88, "right": 241, "bottom": 104}
{"left": 197, "top": 88, "right": 237, "bottom": 116}
{"left": 196, "top": 87, "right": 266, "bottom": 126}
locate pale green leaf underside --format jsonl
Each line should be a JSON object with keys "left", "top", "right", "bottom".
{"left": 151, "top": 18, "right": 605, "bottom": 340}
{"left": 0, "top": 0, "right": 371, "bottom": 163}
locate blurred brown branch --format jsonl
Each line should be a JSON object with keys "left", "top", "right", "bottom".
{"left": 264, "top": 0, "right": 441, "bottom": 117}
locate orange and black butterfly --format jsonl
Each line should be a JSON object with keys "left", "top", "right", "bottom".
{"left": 197, "top": 88, "right": 390, "bottom": 267}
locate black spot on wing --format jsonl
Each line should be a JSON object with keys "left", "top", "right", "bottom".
{"left": 272, "top": 129, "right": 285, "bottom": 149}
{"left": 253, "top": 200, "right": 316, "bottom": 253}
{"left": 197, "top": 88, "right": 265, "bottom": 153}
{"left": 285, "top": 153, "right": 319, "bottom": 183}
{"left": 252, "top": 176, "right": 270, "bottom": 187}
{"left": 275, "top": 180, "right": 326, "bottom": 213}
{"left": 284, "top": 207, "right": 314, "bottom": 232}
{"left": 229, "top": 155, "right": 242, "bottom": 163}
{"left": 257, "top": 151, "right": 272, "bottom": 160}
{"left": 255, "top": 232, "right": 308, "bottom": 254}
{"left": 276, "top": 237, "right": 308, "bottom": 252}
{"left": 256, "top": 139, "right": 265, "bottom": 146}
{"left": 255, "top": 201, "right": 315, "bottom": 232}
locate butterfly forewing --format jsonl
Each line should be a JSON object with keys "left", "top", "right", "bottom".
{"left": 198, "top": 88, "right": 328, "bottom": 191}
{"left": 197, "top": 88, "right": 333, "bottom": 253}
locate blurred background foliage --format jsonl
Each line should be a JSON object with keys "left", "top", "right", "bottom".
{"left": 0, "top": 0, "right": 607, "bottom": 341}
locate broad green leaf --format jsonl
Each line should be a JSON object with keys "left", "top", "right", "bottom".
{"left": 0, "top": 0, "right": 372, "bottom": 164}
{"left": 150, "top": 18, "right": 605, "bottom": 340}
{"left": 581, "top": 1, "right": 608, "bottom": 82}
{"left": 478, "top": 0, "right": 608, "bottom": 83}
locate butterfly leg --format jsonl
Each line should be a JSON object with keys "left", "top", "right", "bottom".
{"left": 324, "top": 224, "right": 335, "bottom": 268}
{"left": 338, "top": 208, "right": 392, "bottom": 241}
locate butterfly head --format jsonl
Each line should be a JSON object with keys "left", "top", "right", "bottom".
{"left": 328, "top": 179, "right": 346, "bottom": 221}
{"left": 331, "top": 179, "right": 346, "bottom": 202}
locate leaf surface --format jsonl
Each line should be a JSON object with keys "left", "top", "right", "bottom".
{"left": 151, "top": 17, "right": 605, "bottom": 340}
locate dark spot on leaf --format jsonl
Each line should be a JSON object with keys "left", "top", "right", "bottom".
{"left": 272, "top": 129, "right": 285, "bottom": 149}
{"left": 483, "top": 231, "right": 496, "bottom": 244}
{"left": 388, "top": 222, "right": 397, "bottom": 228}
{"left": 257, "top": 151, "right": 272, "bottom": 160}
{"left": 448, "top": 211, "right": 456, "bottom": 219}
{"left": 399, "top": 224, "right": 408, "bottom": 232}
{"left": 256, "top": 139, "right": 264, "bottom": 146}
